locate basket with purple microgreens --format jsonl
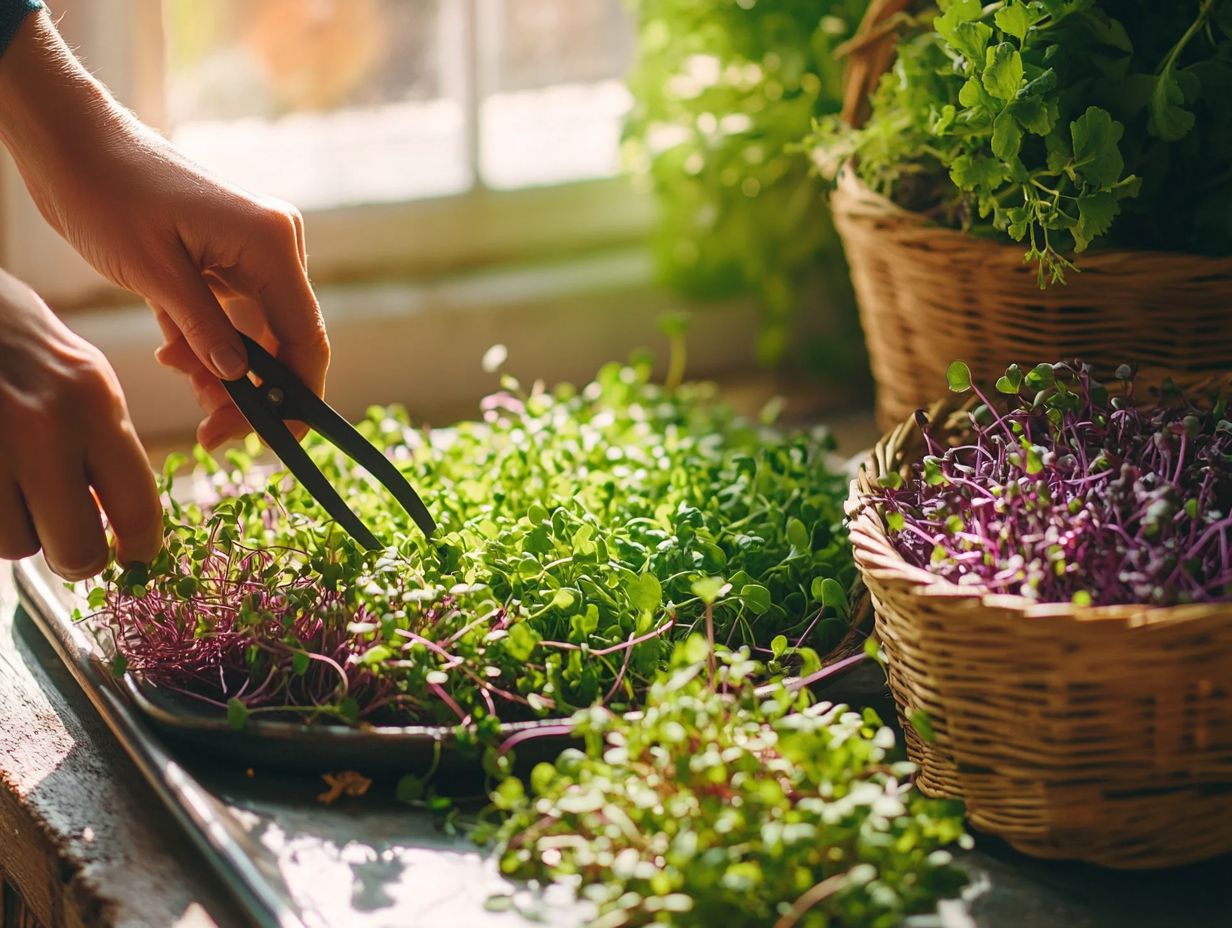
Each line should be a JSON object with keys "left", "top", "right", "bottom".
{"left": 846, "top": 359, "right": 1232, "bottom": 869}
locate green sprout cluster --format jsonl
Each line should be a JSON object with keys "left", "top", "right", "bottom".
{"left": 96, "top": 356, "right": 855, "bottom": 738}
{"left": 482, "top": 640, "right": 970, "bottom": 928}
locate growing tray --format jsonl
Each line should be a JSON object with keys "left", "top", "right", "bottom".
{"left": 14, "top": 555, "right": 869, "bottom": 773}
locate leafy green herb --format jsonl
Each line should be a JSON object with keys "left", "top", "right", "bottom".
{"left": 813, "top": 1, "right": 1232, "bottom": 285}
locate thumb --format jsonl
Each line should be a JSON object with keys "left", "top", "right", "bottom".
{"left": 148, "top": 259, "right": 248, "bottom": 380}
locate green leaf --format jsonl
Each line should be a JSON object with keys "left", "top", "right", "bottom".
{"left": 878, "top": 471, "right": 904, "bottom": 490}
{"left": 1009, "top": 97, "right": 1054, "bottom": 135}
{"left": 491, "top": 776, "right": 525, "bottom": 810}
{"left": 338, "top": 696, "right": 360, "bottom": 725}
{"left": 1073, "top": 192, "right": 1119, "bottom": 252}
{"left": 923, "top": 457, "right": 948, "bottom": 486}
{"left": 110, "top": 653, "right": 128, "bottom": 679}
{"left": 627, "top": 572, "right": 663, "bottom": 614}
{"left": 226, "top": 698, "right": 250, "bottom": 731}
{"left": 948, "top": 20, "right": 994, "bottom": 62}
{"left": 946, "top": 360, "right": 972, "bottom": 393}
{"left": 691, "top": 575, "right": 728, "bottom": 606}
{"left": 817, "top": 577, "right": 849, "bottom": 618}
{"left": 739, "top": 583, "right": 772, "bottom": 615}
{"left": 550, "top": 588, "right": 576, "bottom": 611}
{"left": 1070, "top": 107, "right": 1124, "bottom": 187}
{"left": 886, "top": 511, "right": 906, "bottom": 531}
{"left": 506, "top": 621, "right": 540, "bottom": 662}
{"left": 357, "top": 645, "right": 394, "bottom": 667}
{"left": 935, "top": 0, "right": 984, "bottom": 46}
{"left": 1149, "top": 72, "right": 1196, "bottom": 142}
{"left": 1023, "top": 362, "right": 1055, "bottom": 389}
{"left": 1005, "top": 206, "right": 1031, "bottom": 241}
{"left": 770, "top": 634, "right": 788, "bottom": 658}
{"left": 994, "top": 2, "right": 1030, "bottom": 42}
{"left": 958, "top": 77, "right": 992, "bottom": 110}
{"left": 396, "top": 774, "right": 426, "bottom": 802}
{"left": 982, "top": 43, "right": 1024, "bottom": 101}
{"left": 949, "top": 154, "right": 1007, "bottom": 191}
{"left": 786, "top": 517, "right": 810, "bottom": 551}
{"left": 991, "top": 110, "right": 1022, "bottom": 162}
{"left": 1071, "top": 590, "right": 1093, "bottom": 607}
{"left": 291, "top": 651, "right": 310, "bottom": 676}
{"left": 87, "top": 586, "right": 108, "bottom": 610}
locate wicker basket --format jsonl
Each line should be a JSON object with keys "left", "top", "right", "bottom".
{"left": 846, "top": 392, "right": 1232, "bottom": 869}
{"left": 830, "top": 0, "right": 1232, "bottom": 430}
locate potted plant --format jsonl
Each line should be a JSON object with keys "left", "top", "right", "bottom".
{"left": 848, "top": 360, "right": 1232, "bottom": 867}
{"left": 811, "top": 0, "right": 1232, "bottom": 427}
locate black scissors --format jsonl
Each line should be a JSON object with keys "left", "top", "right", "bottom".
{"left": 220, "top": 334, "right": 435, "bottom": 550}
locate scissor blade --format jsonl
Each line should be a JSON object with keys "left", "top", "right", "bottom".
{"left": 302, "top": 401, "right": 437, "bottom": 538}
{"left": 222, "top": 378, "right": 384, "bottom": 551}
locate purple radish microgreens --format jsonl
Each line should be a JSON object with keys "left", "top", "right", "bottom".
{"left": 869, "top": 360, "right": 1232, "bottom": 607}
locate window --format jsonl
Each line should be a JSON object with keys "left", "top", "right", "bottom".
{"left": 164, "top": 0, "right": 634, "bottom": 206}
{"left": 0, "top": 0, "right": 649, "bottom": 305}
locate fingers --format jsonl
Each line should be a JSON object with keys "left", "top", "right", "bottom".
{"left": 21, "top": 456, "right": 109, "bottom": 581}
{"left": 152, "top": 304, "right": 251, "bottom": 448}
{"left": 147, "top": 255, "right": 249, "bottom": 380}
{"left": 0, "top": 481, "right": 38, "bottom": 561}
{"left": 151, "top": 306, "right": 204, "bottom": 376}
{"left": 86, "top": 419, "right": 162, "bottom": 566}
{"left": 244, "top": 210, "right": 329, "bottom": 397}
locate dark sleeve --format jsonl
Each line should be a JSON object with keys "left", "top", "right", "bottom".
{"left": 0, "top": 1, "right": 42, "bottom": 56}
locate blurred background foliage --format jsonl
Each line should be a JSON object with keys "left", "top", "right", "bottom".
{"left": 623, "top": 0, "right": 869, "bottom": 368}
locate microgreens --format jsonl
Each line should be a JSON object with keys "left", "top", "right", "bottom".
{"left": 480, "top": 638, "right": 970, "bottom": 928}
{"left": 870, "top": 360, "right": 1232, "bottom": 606}
{"left": 92, "top": 356, "right": 856, "bottom": 732}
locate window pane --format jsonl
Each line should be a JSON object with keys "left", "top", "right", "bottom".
{"left": 163, "top": 0, "right": 469, "bottom": 209}
{"left": 478, "top": 0, "right": 634, "bottom": 190}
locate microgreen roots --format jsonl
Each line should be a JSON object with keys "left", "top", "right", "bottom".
{"left": 870, "top": 361, "right": 1232, "bottom": 607}
{"left": 93, "top": 358, "right": 856, "bottom": 729}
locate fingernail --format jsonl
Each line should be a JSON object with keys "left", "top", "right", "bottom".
{"left": 211, "top": 345, "right": 248, "bottom": 380}
{"left": 50, "top": 553, "right": 109, "bottom": 582}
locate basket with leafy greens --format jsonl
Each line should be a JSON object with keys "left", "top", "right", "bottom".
{"left": 812, "top": 0, "right": 1232, "bottom": 284}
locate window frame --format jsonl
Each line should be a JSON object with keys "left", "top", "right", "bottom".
{"left": 0, "top": 0, "right": 651, "bottom": 309}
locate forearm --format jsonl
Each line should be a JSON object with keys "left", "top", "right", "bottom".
{"left": 0, "top": 9, "right": 130, "bottom": 220}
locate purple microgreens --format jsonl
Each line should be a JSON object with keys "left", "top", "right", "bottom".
{"left": 870, "top": 361, "right": 1232, "bottom": 607}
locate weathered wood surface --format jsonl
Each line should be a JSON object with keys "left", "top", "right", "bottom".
{"left": 0, "top": 564, "right": 240, "bottom": 928}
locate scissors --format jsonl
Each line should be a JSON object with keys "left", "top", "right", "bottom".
{"left": 220, "top": 334, "right": 436, "bottom": 550}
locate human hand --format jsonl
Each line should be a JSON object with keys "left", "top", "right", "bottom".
{"left": 0, "top": 11, "right": 329, "bottom": 449}
{"left": 0, "top": 270, "right": 161, "bottom": 578}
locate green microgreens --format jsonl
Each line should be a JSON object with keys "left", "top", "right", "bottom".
{"left": 480, "top": 639, "right": 970, "bottom": 928}
{"left": 93, "top": 355, "right": 857, "bottom": 734}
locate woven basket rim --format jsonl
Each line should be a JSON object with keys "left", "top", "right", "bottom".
{"left": 847, "top": 380, "right": 1232, "bottom": 626}
{"left": 830, "top": 167, "right": 1232, "bottom": 270}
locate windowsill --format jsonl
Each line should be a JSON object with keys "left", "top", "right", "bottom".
{"left": 66, "top": 245, "right": 778, "bottom": 444}
{"left": 67, "top": 243, "right": 869, "bottom": 449}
